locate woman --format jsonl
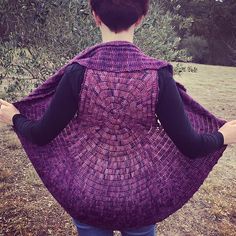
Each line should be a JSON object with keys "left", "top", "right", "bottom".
{"left": 0, "top": 0, "right": 236, "bottom": 235}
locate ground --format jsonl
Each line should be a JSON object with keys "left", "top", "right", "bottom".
{"left": 0, "top": 63, "right": 235, "bottom": 236}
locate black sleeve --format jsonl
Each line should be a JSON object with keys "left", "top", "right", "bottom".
{"left": 156, "top": 67, "right": 224, "bottom": 159}
{"left": 12, "top": 63, "right": 86, "bottom": 146}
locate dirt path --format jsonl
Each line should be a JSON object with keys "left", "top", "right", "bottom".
{"left": 0, "top": 63, "right": 235, "bottom": 236}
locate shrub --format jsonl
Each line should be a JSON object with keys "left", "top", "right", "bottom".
{"left": 181, "top": 35, "right": 209, "bottom": 64}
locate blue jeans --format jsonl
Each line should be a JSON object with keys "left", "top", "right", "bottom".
{"left": 72, "top": 218, "right": 157, "bottom": 236}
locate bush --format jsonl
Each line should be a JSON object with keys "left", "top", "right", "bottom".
{"left": 181, "top": 35, "right": 209, "bottom": 64}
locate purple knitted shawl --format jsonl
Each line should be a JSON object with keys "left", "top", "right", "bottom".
{"left": 12, "top": 40, "right": 227, "bottom": 230}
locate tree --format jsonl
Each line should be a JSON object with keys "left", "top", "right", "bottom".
{"left": 161, "top": 0, "right": 236, "bottom": 65}
{"left": 0, "top": 0, "right": 192, "bottom": 100}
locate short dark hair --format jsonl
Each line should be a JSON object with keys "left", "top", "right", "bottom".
{"left": 89, "top": 0, "right": 150, "bottom": 33}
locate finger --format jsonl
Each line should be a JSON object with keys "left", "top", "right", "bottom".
{"left": 228, "top": 120, "right": 236, "bottom": 125}
{"left": 0, "top": 99, "right": 11, "bottom": 106}
{"left": 0, "top": 104, "right": 7, "bottom": 109}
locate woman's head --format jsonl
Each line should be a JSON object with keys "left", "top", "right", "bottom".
{"left": 89, "top": 0, "right": 150, "bottom": 33}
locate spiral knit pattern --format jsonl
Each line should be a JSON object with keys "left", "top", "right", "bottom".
{"left": 12, "top": 41, "right": 227, "bottom": 230}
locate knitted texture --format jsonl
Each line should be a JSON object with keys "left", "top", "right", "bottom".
{"left": 12, "top": 40, "right": 227, "bottom": 230}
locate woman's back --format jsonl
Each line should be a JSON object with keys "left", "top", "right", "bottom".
{"left": 1, "top": 0, "right": 235, "bottom": 234}
{"left": 10, "top": 40, "right": 227, "bottom": 229}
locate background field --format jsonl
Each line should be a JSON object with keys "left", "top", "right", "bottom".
{"left": 0, "top": 63, "right": 235, "bottom": 236}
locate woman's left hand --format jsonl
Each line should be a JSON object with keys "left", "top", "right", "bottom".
{"left": 0, "top": 99, "right": 20, "bottom": 126}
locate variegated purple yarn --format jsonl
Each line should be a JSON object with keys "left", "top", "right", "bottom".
{"left": 12, "top": 41, "right": 227, "bottom": 230}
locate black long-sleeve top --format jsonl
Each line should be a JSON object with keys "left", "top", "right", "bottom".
{"left": 12, "top": 63, "right": 224, "bottom": 159}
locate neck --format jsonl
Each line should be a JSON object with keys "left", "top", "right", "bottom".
{"left": 99, "top": 23, "right": 134, "bottom": 43}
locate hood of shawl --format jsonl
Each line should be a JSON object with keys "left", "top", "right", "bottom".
{"left": 70, "top": 40, "right": 171, "bottom": 72}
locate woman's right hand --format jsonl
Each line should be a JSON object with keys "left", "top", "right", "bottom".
{"left": 218, "top": 120, "right": 236, "bottom": 145}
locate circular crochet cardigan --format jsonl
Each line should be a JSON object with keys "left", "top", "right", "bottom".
{"left": 12, "top": 40, "right": 227, "bottom": 230}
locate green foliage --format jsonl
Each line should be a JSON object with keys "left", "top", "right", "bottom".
{"left": 174, "top": 63, "right": 198, "bottom": 74}
{"left": 0, "top": 38, "right": 58, "bottom": 101}
{"left": 181, "top": 35, "right": 209, "bottom": 64}
{"left": 135, "top": 3, "right": 192, "bottom": 62}
{"left": 0, "top": 0, "right": 193, "bottom": 100}
{"left": 161, "top": 0, "right": 236, "bottom": 66}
